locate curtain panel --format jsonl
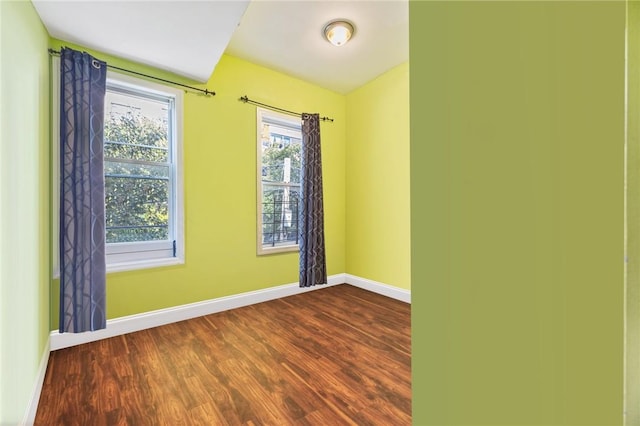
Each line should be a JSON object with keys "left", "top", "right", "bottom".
{"left": 299, "top": 113, "right": 327, "bottom": 287}
{"left": 59, "top": 47, "right": 108, "bottom": 333}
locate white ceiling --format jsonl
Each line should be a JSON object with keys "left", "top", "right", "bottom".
{"left": 226, "top": 0, "right": 408, "bottom": 94}
{"left": 32, "top": 0, "right": 408, "bottom": 94}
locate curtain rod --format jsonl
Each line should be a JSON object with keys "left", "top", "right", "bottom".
{"left": 239, "top": 96, "right": 334, "bottom": 122}
{"left": 48, "top": 49, "right": 216, "bottom": 97}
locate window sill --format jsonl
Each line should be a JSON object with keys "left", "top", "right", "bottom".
{"left": 52, "top": 256, "right": 184, "bottom": 279}
{"left": 106, "top": 257, "right": 184, "bottom": 274}
{"left": 257, "top": 245, "right": 299, "bottom": 256}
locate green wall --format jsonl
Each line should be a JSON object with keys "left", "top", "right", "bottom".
{"left": 0, "top": 1, "right": 50, "bottom": 423}
{"left": 345, "top": 62, "right": 410, "bottom": 290}
{"left": 50, "top": 40, "right": 347, "bottom": 324}
{"left": 411, "top": 1, "right": 625, "bottom": 424}
{"left": 626, "top": 1, "right": 640, "bottom": 423}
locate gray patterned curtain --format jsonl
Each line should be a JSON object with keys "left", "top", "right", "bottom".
{"left": 299, "top": 113, "right": 327, "bottom": 287}
{"left": 59, "top": 47, "right": 107, "bottom": 333}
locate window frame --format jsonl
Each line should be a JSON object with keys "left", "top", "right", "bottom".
{"left": 256, "top": 108, "right": 302, "bottom": 255}
{"left": 52, "top": 58, "right": 185, "bottom": 276}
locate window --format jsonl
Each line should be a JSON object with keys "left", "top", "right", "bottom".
{"left": 53, "top": 61, "right": 184, "bottom": 275}
{"left": 257, "top": 108, "right": 302, "bottom": 255}
{"left": 102, "top": 76, "right": 184, "bottom": 269}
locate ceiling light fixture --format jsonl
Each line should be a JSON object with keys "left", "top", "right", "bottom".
{"left": 323, "top": 20, "right": 355, "bottom": 47}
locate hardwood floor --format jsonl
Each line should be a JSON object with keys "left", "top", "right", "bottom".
{"left": 35, "top": 284, "right": 411, "bottom": 425}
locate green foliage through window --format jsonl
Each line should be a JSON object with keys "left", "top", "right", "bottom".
{"left": 104, "top": 94, "right": 171, "bottom": 244}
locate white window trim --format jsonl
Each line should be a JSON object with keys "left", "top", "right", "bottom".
{"left": 256, "top": 107, "right": 301, "bottom": 256}
{"left": 52, "top": 58, "right": 184, "bottom": 277}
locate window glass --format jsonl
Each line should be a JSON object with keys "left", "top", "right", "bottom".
{"left": 104, "top": 88, "right": 172, "bottom": 244}
{"left": 258, "top": 109, "right": 302, "bottom": 254}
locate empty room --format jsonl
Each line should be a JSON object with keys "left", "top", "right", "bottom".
{"left": 1, "top": 1, "right": 631, "bottom": 425}
{"left": 2, "top": 0, "right": 411, "bottom": 424}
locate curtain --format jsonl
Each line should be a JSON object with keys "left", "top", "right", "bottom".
{"left": 299, "top": 113, "right": 327, "bottom": 287}
{"left": 59, "top": 47, "right": 107, "bottom": 333}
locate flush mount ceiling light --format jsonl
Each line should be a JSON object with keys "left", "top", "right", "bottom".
{"left": 323, "top": 20, "right": 355, "bottom": 46}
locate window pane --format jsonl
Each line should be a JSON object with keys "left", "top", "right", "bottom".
{"left": 261, "top": 125, "right": 301, "bottom": 184}
{"left": 104, "top": 87, "right": 172, "bottom": 245}
{"left": 104, "top": 91, "right": 169, "bottom": 162}
{"left": 105, "top": 174, "right": 169, "bottom": 243}
{"left": 258, "top": 110, "right": 302, "bottom": 253}
{"left": 262, "top": 184, "right": 300, "bottom": 247}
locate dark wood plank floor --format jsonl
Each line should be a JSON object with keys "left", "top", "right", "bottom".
{"left": 35, "top": 284, "right": 411, "bottom": 425}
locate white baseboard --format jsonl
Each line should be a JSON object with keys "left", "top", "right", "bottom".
{"left": 344, "top": 274, "right": 411, "bottom": 303}
{"left": 22, "top": 339, "right": 50, "bottom": 426}
{"left": 49, "top": 272, "right": 410, "bottom": 351}
{"left": 50, "top": 274, "right": 346, "bottom": 351}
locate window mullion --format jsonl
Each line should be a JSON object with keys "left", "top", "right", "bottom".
{"left": 104, "top": 156, "right": 170, "bottom": 168}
